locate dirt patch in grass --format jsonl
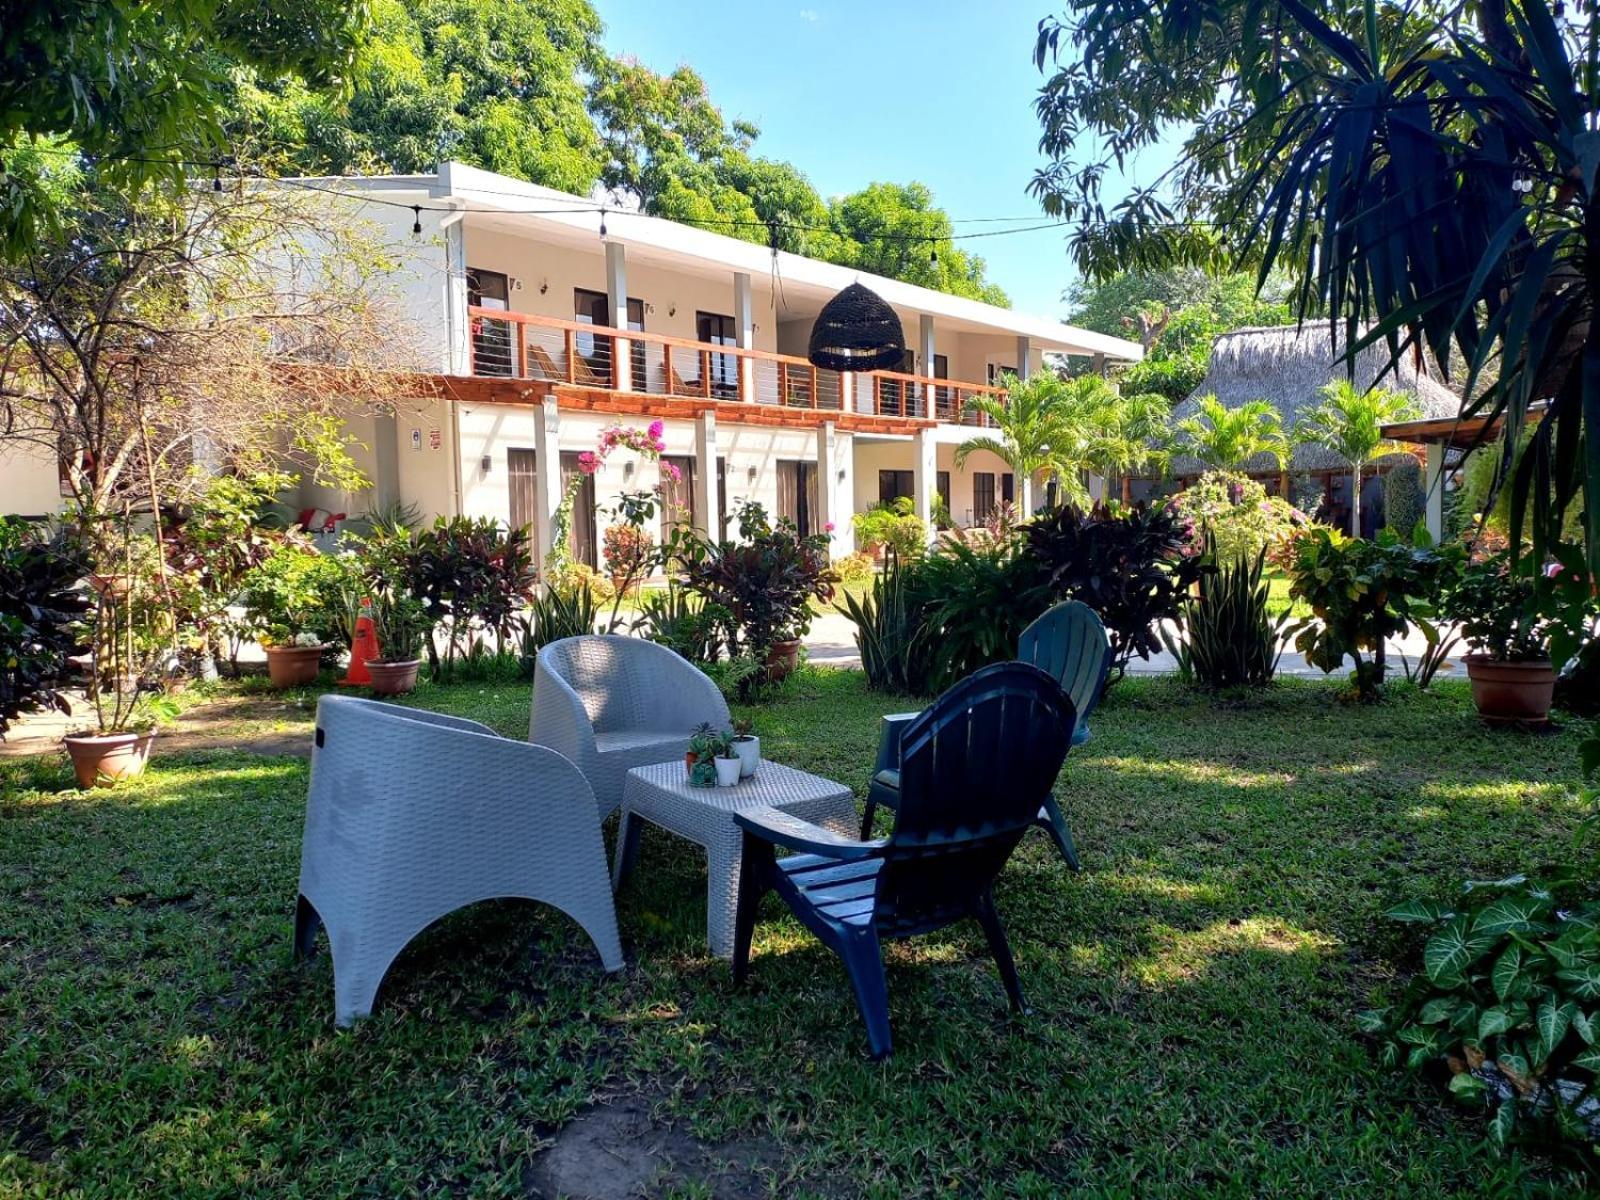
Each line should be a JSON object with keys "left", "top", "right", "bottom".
{"left": 524, "top": 1090, "right": 837, "bottom": 1200}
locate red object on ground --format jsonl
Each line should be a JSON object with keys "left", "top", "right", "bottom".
{"left": 339, "top": 598, "right": 380, "bottom": 687}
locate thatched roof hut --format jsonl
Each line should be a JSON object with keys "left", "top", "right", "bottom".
{"left": 1168, "top": 324, "right": 1463, "bottom": 476}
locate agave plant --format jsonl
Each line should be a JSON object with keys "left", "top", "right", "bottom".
{"left": 835, "top": 548, "right": 936, "bottom": 695}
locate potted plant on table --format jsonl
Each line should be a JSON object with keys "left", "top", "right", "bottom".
{"left": 730, "top": 717, "right": 759, "bottom": 778}
{"left": 367, "top": 594, "right": 430, "bottom": 697}
{"left": 1444, "top": 556, "right": 1563, "bottom": 725}
{"left": 686, "top": 722, "right": 720, "bottom": 786}
{"left": 714, "top": 735, "right": 742, "bottom": 787}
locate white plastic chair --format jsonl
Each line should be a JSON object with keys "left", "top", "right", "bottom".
{"left": 529, "top": 635, "right": 731, "bottom": 817}
{"left": 294, "top": 695, "right": 624, "bottom": 1026}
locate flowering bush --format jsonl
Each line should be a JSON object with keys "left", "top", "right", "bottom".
{"left": 833, "top": 551, "right": 876, "bottom": 584}
{"left": 550, "top": 421, "right": 679, "bottom": 577}
{"left": 1170, "top": 470, "right": 1307, "bottom": 566}
{"left": 602, "top": 522, "right": 654, "bottom": 588}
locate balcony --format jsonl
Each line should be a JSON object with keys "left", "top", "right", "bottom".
{"left": 467, "top": 307, "right": 999, "bottom": 426}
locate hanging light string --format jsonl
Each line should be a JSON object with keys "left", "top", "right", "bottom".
{"left": 17, "top": 145, "right": 1217, "bottom": 248}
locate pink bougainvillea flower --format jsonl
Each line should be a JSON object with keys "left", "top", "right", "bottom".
{"left": 647, "top": 419, "right": 664, "bottom": 439}
{"left": 823, "top": 522, "right": 835, "bottom": 533}
{"left": 576, "top": 451, "right": 599, "bottom": 475}
{"left": 662, "top": 463, "right": 682, "bottom": 484}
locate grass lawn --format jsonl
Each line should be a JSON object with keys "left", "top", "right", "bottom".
{"left": 1, "top": 669, "right": 1592, "bottom": 1196}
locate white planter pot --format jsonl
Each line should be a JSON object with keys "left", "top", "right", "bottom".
{"left": 714, "top": 757, "right": 742, "bottom": 787}
{"left": 733, "top": 736, "right": 759, "bottom": 778}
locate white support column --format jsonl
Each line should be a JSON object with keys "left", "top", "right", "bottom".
{"left": 815, "top": 421, "right": 852, "bottom": 557}
{"left": 1015, "top": 335, "right": 1032, "bottom": 381}
{"left": 443, "top": 218, "right": 471, "bottom": 376}
{"left": 919, "top": 313, "right": 935, "bottom": 418}
{"left": 1019, "top": 474, "right": 1035, "bottom": 518}
{"left": 694, "top": 410, "right": 718, "bottom": 540}
{"left": 734, "top": 271, "right": 755, "bottom": 403}
{"left": 606, "top": 240, "right": 630, "bottom": 391}
{"left": 533, "top": 396, "right": 562, "bottom": 573}
{"left": 1425, "top": 441, "right": 1446, "bottom": 543}
{"left": 1091, "top": 351, "right": 1108, "bottom": 377}
{"left": 913, "top": 428, "right": 937, "bottom": 543}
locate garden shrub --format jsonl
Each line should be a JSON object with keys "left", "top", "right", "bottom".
{"left": 0, "top": 518, "right": 89, "bottom": 739}
{"left": 836, "top": 549, "right": 937, "bottom": 695}
{"left": 1023, "top": 504, "right": 1204, "bottom": 682}
{"left": 916, "top": 538, "right": 1048, "bottom": 692}
{"left": 1170, "top": 470, "right": 1306, "bottom": 564}
{"left": 833, "top": 550, "right": 876, "bottom": 585}
{"left": 237, "top": 534, "right": 350, "bottom": 648}
{"left": 852, "top": 498, "right": 928, "bottom": 560}
{"left": 632, "top": 583, "right": 721, "bottom": 664}
{"left": 1286, "top": 528, "right": 1458, "bottom": 700}
{"left": 1169, "top": 537, "right": 1288, "bottom": 690}
{"left": 1384, "top": 458, "right": 1427, "bottom": 542}
{"left": 1361, "top": 878, "right": 1600, "bottom": 1150}
{"left": 401, "top": 516, "right": 536, "bottom": 677}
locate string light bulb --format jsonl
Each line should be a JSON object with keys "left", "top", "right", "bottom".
{"left": 599, "top": 207, "right": 608, "bottom": 240}
{"left": 212, "top": 164, "right": 222, "bottom": 192}
{"left": 929, "top": 240, "right": 938, "bottom": 266}
{"left": 411, "top": 205, "right": 422, "bottom": 235}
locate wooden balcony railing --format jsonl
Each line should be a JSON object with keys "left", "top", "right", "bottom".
{"left": 467, "top": 307, "right": 1005, "bottom": 424}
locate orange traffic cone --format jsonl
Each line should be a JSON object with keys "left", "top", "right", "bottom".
{"left": 339, "top": 597, "right": 380, "bottom": 687}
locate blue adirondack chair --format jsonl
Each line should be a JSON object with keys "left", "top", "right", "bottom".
{"left": 860, "top": 600, "right": 1111, "bottom": 868}
{"left": 731, "top": 662, "right": 1077, "bottom": 1059}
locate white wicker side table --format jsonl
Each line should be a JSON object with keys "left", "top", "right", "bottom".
{"left": 612, "top": 760, "right": 858, "bottom": 958}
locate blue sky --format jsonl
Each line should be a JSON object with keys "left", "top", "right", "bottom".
{"left": 592, "top": 0, "right": 1168, "bottom": 319}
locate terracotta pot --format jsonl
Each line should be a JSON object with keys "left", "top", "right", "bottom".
{"left": 64, "top": 730, "right": 155, "bottom": 788}
{"left": 765, "top": 638, "right": 801, "bottom": 682}
{"left": 367, "top": 658, "right": 421, "bottom": 696}
{"left": 264, "top": 645, "right": 323, "bottom": 689}
{"left": 685, "top": 751, "right": 697, "bottom": 777}
{"left": 88, "top": 572, "right": 134, "bottom": 599}
{"left": 1463, "top": 654, "right": 1556, "bottom": 725}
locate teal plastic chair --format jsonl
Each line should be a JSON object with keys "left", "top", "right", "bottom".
{"left": 1018, "top": 600, "right": 1112, "bottom": 748}
{"left": 860, "top": 601, "right": 1111, "bottom": 869}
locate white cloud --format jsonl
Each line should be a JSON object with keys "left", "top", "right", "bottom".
{"left": 798, "top": 8, "right": 820, "bottom": 22}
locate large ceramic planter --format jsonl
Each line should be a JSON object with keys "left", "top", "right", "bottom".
{"left": 765, "top": 638, "right": 801, "bottom": 682}
{"left": 1464, "top": 654, "right": 1556, "bottom": 725}
{"left": 64, "top": 730, "right": 155, "bottom": 788}
{"left": 367, "top": 659, "right": 421, "bottom": 697}
{"left": 264, "top": 645, "right": 323, "bottom": 689}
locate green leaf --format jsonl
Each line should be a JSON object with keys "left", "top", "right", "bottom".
{"left": 1488, "top": 1098, "right": 1516, "bottom": 1149}
{"left": 1355, "top": 1009, "right": 1389, "bottom": 1034}
{"left": 1575, "top": 1010, "right": 1596, "bottom": 1046}
{"left": 1418, "top": 997, "right": 1457, "bottom": 1025}
{"left": 1572, "top": 1047, "right": 1600, "bottom": 1073}
{"left": 1491, "top": 943, "right": 1525, "bottom": 1003}
{"left": 1478, "top": 1007, "right": 1516, "bottom": 1040}
{"left": 1386, "top": 898, "right": 1452, "bottom": 924}
{"left": 1558, "top": 964, "right": 1600, "bottom": 1000}
{"left": 1472, "top": 892, "right": 1553, "bottom": 937}
{"left": 1426, "top": 915, "right": 1498, "bottom": 987}
{"left": 1537, "top": 1000, "right": 1575, "bottom": 1055}
{"left": 1449, "top": 1071, "right": 1488, "bottom": 1100}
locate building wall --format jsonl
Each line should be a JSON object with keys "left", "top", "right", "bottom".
{"left": 851, "top": 438, "right": 1022, "bottom": 527}
{"left": 0, "top": 442, "right": 64, "bottom": 517}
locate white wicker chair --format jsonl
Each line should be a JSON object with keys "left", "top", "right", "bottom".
{"left": 294, "top": 695, "right": 624, "bottom": 1026}
{"left": 530, "top": 635, "right": 731, "bottom": 818}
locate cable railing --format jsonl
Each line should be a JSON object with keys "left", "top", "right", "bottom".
{"left": 467, "top": 307, "right": 1005, "bottom": 422}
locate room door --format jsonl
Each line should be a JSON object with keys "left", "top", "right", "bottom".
{"left": 559, "top": 451, "right": 598, "bottom": 567}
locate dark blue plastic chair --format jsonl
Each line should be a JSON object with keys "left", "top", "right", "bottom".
{"left": 860, "top": 601, "right": 1110, "bottom": 868}
{"left": 731, "top": 662, "right": 1077, "bottom": 1059}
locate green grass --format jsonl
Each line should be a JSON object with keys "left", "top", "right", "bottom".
{"left": 1, "top": 670, "right": 1593, "bottom": 1196}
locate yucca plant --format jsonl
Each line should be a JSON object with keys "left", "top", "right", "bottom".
{"left": 517, "top": 585, "right": 597, "bottom": 676}
{"left": 1173, "top": 538, "right": 1288, "bottom": 690}
{"left": 835, "top": 549, "right": 936, "bottom": 695}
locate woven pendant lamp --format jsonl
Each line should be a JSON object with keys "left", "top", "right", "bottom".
{"left": 807, "top": 283, "right": 906, "bottom": 371}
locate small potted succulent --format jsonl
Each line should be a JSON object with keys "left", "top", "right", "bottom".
{"left": 686, "top": 721, "right": 717, "bottom": 776}
{"left": 367, "top": 594, "right": 429, "bottom": 696}
{"left": 730, "top": 717, "right": 759, "bottom": 778}
{"left": 1444, "top": 556, "right": 1558, "bottom": 724}
{"left": 714, "top": 733, "right": 742, "bottom": 787}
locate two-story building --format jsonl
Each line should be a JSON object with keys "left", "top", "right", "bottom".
{"left": 0, "top": 162, "right": 1143, "bottom": 561}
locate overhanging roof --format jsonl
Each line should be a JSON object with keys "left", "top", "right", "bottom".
{"left": 1381, "top": 404, "right": 1546, "bottom": 450}
{"left": 288, "top": 162, "right": 1144, "bottom": 363}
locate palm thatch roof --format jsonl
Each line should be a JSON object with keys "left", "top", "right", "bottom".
{"left": 1167, "top": 324, "right": 1463, "bottom": 475}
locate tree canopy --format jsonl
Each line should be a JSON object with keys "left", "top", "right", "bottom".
{"left": 1, "top": 0, "right": 372, "bottom": 258}
{"left": 1031, "top": 0, "right": 1597, "bottom": 580}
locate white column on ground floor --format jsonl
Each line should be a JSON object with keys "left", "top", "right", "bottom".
{"left": 533, "top": 396, "right": 562, "bottom": 573}
{"left": 815, "top": 422, "right": 853, "bottom": 556}
{"left": 734, "top": 271, "right": 755, "bottom": 402}
{"left": 694, "top": 410, "right": 718, "bottom": 540}
{"left": 1015, "top": 335, "right": 1032, "bottom": 380}
{"left": 606, "top": 240, "right": 631, "bottom": 391}
{"left": 1019, "top": 473, "right": 1035, "bottom": 518}
{"left": 913, "top": 428, "right": 937, "bottom": 542}
{"left": 918, "top": 313, "right": 935, "bottom": 418}
{"left": 1425, "top": 441, "right": 1446, "bottom": 543}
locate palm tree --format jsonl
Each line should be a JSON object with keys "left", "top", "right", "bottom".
{"left": 1176, "top": 395, "right": 1290, "bottom": 472}
{"left": 957, "top": 372, "right": 1170, "bottom": 513}
{"left": 1294, "top": 380, "right": 1419, "bottom": 537}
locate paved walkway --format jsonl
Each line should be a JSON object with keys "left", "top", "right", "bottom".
{"left": 805, "top": 611, "right": 1465, "bottom": 679}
